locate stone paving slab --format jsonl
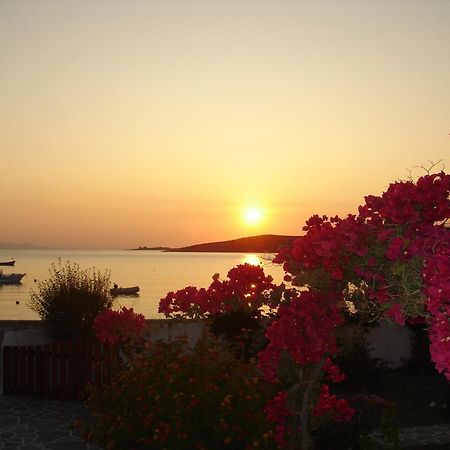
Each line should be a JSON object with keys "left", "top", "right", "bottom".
{"left": 2, "top": 394, "right": 450, "bottom": 450}
{"left": 0, "top": 396, "right": 101, "bottom": 450}
{"left": 372, "top": 423, "right": 450, "bottom": 449}
{"left": 400, "top": 424, "right": 450, "bottom": 448}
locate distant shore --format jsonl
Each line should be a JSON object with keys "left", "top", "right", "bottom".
{"left": 132, "top": 234, "right": 299, "bottom": 254}
{"left": 131, "top": 246, "right": 171, "bottom": 251}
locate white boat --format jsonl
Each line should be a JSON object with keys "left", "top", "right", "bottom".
{"left": 0, "top": 270, "right": 26, "bottom": 284}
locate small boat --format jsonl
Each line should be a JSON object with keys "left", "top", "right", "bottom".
{"left": 0, "top": 260, "right": 15, "bottom": 266}
{"left": 110, "top": 286, "right": 140, "bottom": 296}
{"left": 0, "top": 271, "right": 26, "bottom": 284}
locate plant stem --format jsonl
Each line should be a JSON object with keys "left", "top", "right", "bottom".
{"left": 288, "top": 356, "right": 326, "bottom": 450}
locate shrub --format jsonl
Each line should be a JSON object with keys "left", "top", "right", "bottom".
{"left": 84, "top": 336, "right": 277, "bottom": 450}
{"left": 28, "top": 260, "right": 113, "bottom": 340}
{"left": 402, "top": 324, "right": 436, "bottom": 375}
{"left": 335, "top": 326, "right": 388, "bottom": 392}
{"left": 313, "top": 395, "right": 399, "bottom": 450}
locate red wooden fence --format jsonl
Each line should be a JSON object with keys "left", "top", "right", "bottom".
{"left": 2, "top": 339, "right": 116, "bottom": 400}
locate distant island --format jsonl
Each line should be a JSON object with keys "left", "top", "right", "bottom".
{"left": 164, "top": 234, "right": 299, "bottom": 253}
{"left": 131, "top": 246, "right": 171, "bottom": 251}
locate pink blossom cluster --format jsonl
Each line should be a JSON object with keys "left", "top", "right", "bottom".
{"left": 258, "top": 290, "right": 353, "bottom": 445}
{"left": 158, "top": 263, "right": 276, "bottom": 318}
{"left": 423, "top": 251, "right": 450, "bottom": 379}
{"left": 264, "top": 391, "right": 292, "bottom": 448}
{"left": 275, "top": 172, "right": 449, "bottom": 352}
{"left": 323, "top": 357, "right": 346, "bottom": 383}
{"left": 94, "top": 307, "right": 146, "bottom": 345}
{"left": 275, "top": 211, "right": 402, "bottom": 311}
{"left": 263, "top": 172, "right": 450, "bottom": 438}
{"left": 385, "top": 303, "right": 406, "bottom": 326}
{"left": 362, "top": 172, "right": 450, "bottom": 225}
{"left": 313, "top": 384, "right": 355, "bottom": 422}
{"left": 275, "top": 213, "right": 369, "bottom": 285}
{"left": 258, "top": 290, "right": 343, "bottom": 382}
{"left": 112, "top": 171, "right": 449, "bottom": 445}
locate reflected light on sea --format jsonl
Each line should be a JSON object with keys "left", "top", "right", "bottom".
{"left": 241, "top": 254, "right": 262, "bottom": 266}
{"left": 0, "top": 249, "right": 285, "bottom": 320}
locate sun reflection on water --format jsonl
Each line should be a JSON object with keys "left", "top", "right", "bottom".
{"left": 241, "top": 254, "right": 262, "bottom": 266}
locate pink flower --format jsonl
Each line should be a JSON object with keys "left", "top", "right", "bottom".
{"left": 94, "top": 307, "right": 146, "bottom": 345}
{"left": 385, "top": 237, "right": 404, "bottom": 261}
{"left": 264, "top": 392, "right": 292, "bottom": 448}
{"left": 385, "top": 304, "right": 405, "bottom": 326}
{"left": 258, "top": 290, "right": 343, "bottom": 382}
{"left": 158, "top": 263, "right": 276, "bottom": 319}
{"left": 313, "top": 384, "right": 355, "bottom": 422}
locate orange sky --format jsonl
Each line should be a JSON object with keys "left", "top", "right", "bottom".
{"left": 1, "top": 1, "right": 449, "bottom": 249}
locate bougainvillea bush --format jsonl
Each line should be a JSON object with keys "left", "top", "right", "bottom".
{"left": 159, "top": 263, "right": 282, "bottom": 356}
{"left": 93, "top": 305, "right": 147, "bottom": 347}
{"left": 159, "top": 263, "right": 279, "bottom": 319}
{"left": 260, "top": 171, "right": 450, "bottom": 448}
{"left": 87, "top": 170, "right": 449, "bottom": 450}
{"left": 85, "top": 325, "right": 277, "bottom": 450}
{"left": 157, "top": 171, "right": 449, "bottom": 449}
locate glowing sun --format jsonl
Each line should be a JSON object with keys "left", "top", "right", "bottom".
{"left": 243, "top": 206, "right": 264, "bottom": 225}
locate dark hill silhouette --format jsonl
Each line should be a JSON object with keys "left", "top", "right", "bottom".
{"left": 166, "top": 234, "right": 299, "bottom": 253}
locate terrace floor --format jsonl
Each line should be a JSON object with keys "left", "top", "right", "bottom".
{"left": 0, "top": 396, "right": 100, "bottom": 450}
{"left": 373, "top": 423, "right": 450, "bottom": 449}
{"left": 0, "top": 395, "right": 449, "bottom": 449}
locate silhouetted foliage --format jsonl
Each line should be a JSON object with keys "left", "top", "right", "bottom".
{"left": 402, "top": 324, "right": 436, "bottom": 375}
{"left": 28, "top": 260, "right": 113, "bottom": 340}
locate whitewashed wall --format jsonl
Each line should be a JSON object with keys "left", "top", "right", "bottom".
{"left": 366, "top": 321, "right": 413, "bottom": 368}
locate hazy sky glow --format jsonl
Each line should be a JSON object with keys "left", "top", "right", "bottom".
{"left": 1, "top": 0, "right": 449, "bottom": 249}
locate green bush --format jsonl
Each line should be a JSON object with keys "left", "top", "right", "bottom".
{"left": 335, "top": 326, "right": 387, "bottom": 392}
{"left": 313, "top": 396, "right": 399, "bottom": 450}
{"left": 84, "top": 336, "right": 277, "bottom": 450}
{"left": 401, "top": 324, "right": 436, "bottom": 375}
{"left": 28, "top": 260, "right": 113, "bottom": 340}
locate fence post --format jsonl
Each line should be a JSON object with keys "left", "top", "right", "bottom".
{"left": 59, "top": 341, "right": 68, "bottom": 400}
{"left": 10, "top": 346, "right": 19, "bottom": 394}
{"left": 66, "top": 340, "right": 75, "bottom": 400}
{"left": 50, "top": 343, "right": 59, "bottom": 399}
{"left": 18, "top": 347, "right": 26, "bottom": 395}
{"left": 26, "top": 346, "right": 35, "bottom": 396}
{"left": 1, "top": 337, "right": 113, "bottom": 400}
{"left": 42, "top": 344, "right": 50, "bottom": 397}
{"left": 35, "top": 345, "right": 43, "bottom": 396}
{"left": 74, "top": 338, "right": 85, "bottom": 399}
{"left": 3, "top": 346, "right": 11, "bottom": 395}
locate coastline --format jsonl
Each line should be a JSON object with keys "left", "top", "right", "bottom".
{"left": 163, "top": 234, "right": 298, "bottom": 253}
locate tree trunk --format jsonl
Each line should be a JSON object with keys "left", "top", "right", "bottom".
{"left": 290, "top": 357, "right": 326, "bottom": 449}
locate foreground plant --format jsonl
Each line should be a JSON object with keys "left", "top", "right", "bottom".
{"left": 86, "top": 319, "right": 277, "bottom": 450}
{"left": 261, "top": 170, "right": 450, "bottom": 448}
{"left": 159, "top": 263, "right": 278, "bottom": 319}
{"left": 28, "top": 260, "right": 113, "bottom": 340}
{"left": 157, "top": 169, "right": 450, "bottom": 449}
{"left": 86, "top": 168, "right": 448, "bottom": 449}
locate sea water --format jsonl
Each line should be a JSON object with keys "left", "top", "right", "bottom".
{"left": 0, "top": 249, "right": 284, "bottom": 320}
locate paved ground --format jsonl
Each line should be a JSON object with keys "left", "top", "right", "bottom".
{"left": 0, "top": 396, "right": 101, "bottom": 450}
{"left": 398, "top": 424, "right": 450, "bottom": 448}
{"left": 0, "top": 395, "right": 449, "bottom": 449}
{"left": 372, "top": 423, "right": 450, "bottom": 449}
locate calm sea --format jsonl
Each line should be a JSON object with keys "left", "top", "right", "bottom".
{"left": 0, "top": 249, "right": 284, "bottom": 320}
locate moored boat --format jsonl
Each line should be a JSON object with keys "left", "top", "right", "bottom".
{"left": 0, "top": 271, "right": 26, "bottom": 284}
{"left": 0, "top": 260, "right": 15, "bottom": 266}
{"left": 110, "top": 286, "right": 140, "bottom": 296}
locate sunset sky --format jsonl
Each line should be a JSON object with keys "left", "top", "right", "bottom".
{"left": 1, "top": 0, "right": 449, "bottom": 249}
